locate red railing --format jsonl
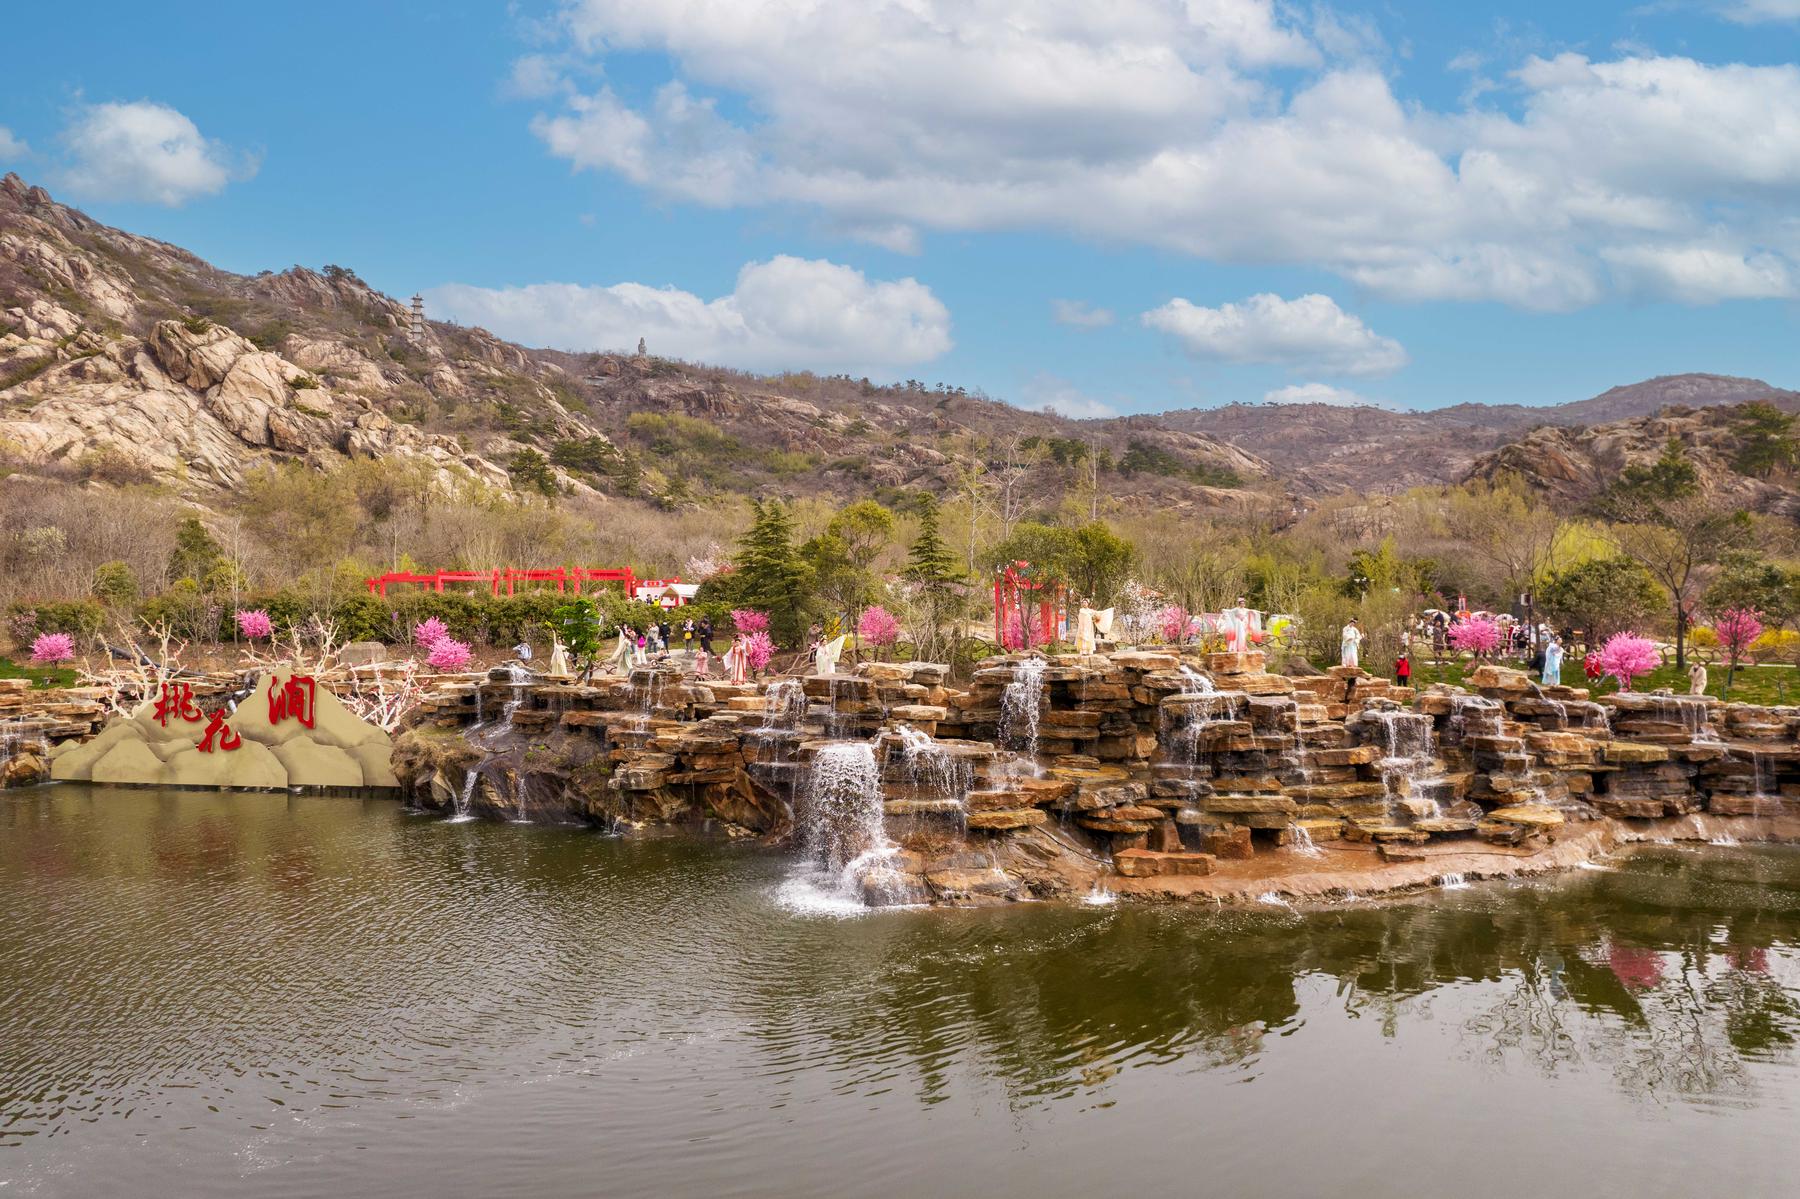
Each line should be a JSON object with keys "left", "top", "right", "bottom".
{"left": 364, "top": 567, "right": 652, "bottom": 598}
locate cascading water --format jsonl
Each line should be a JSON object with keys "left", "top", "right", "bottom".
{"left": 1370, "top": 710, "right": 1443, "bottom": 819}
{"left": 511, "top": 769, "right": 531, "bottom": 824}
{"left": 500, "top": 663, "right": 532, "bottom": 723}
{"left": 999, "top": 657, "right": 1047, "bottom": 760}
{"left": 1289, "top": 822, "right": 1324, "bottom": 858}
{"left": 798, "top": 743, "right": 887, "bottom": 871}
{"left": 761, "top": 679, "right": 807, "bottom": 731}
{"left": 1447, "top": 695, "right": 1502, "bottom": 745}
{"left": 1656, "top": 696, "right": 1719, "bottom": 745}
{"left": 447, "top": 770, "right": 480, "bottom": 823}
{"left": 894, "top": 724, "right": 970, "bottom": 811}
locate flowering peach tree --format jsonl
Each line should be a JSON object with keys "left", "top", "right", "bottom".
{"left": 426, "top": 637, "right": 473, "bottom": 671}
{"left": 1598, "top": 632, "right": 1660, "bottom": 691}
{"left": 857, "top": 605, "right": 901, "bottom": 657}
{"left": 235, "top": 608, "right": 274, "bottom": 640}
{"left": 1446, "top": 617, "right": 1500, "bottom": 658}
{"left": 1711, "top": 608, "right": 1763, "bottom": 693}
{"left": 742, "top": 630, "right": 776, "bottom": 672}
{"left": 29, "top": 632, "right": 74, "bottom": 665}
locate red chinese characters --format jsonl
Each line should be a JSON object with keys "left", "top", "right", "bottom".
{"left": 153, "top": 681, "right": 203, "bottom": 727}
{"left": 196, "top": 708, "right": 240, "bottom": 753}
{"left": 268, "top": 674, "right": 317, "bottom": 729}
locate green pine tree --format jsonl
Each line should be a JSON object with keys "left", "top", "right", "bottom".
{"left": 733, "top": 501, "right": 810, "bottom": 644}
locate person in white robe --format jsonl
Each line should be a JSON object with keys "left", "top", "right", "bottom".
{"left": 1075, "top": 607, "right": 1114, "bottom": 655}
{"left": 548, "top": 636, "right": 571, "bottom": 678}
{"left": 724, "top": 636, "right": 749, "bottom": 684}
{"left": 815, "top": 634, "right": 847, "bottom": 676}
{"left": 1340, "top": 619, "right": 1364, "bottom": 669}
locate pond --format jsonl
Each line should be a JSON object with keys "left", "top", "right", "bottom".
{"left": 4, "top": 785, "right": 1800, "bottom": 1197}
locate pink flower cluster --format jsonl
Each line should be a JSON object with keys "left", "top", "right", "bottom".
{"left": 413, "top": 616, "right": 472, "bottom": 671}
{"left": 235, "top": 608, "right": 274, "bottom": 640}
{"left": 29, "top": 632, "right": 75, "bottom": 665}
{"left": 1712, "top": 608, "right": 1763, "bottom": 664}
{"left": 1155, "top": 604, "right": 1190, "bottom": 644}
{"left": 857, "top": 605, "right": 900, "bottom": 647}
{"left": 1447, "top": 617, "right": 1500, "bottom": 655}
{"left": 742, "top": 630, "right": 776, "bottom": 672}
{"left": 1598, "top": 632, "right": 1660, "bottom": 690}
{"left": 1000, "top": 609, "right": 1027, "bottom": 651}
{"left": 730, "top": 609, "right": 770, "bottom": 634}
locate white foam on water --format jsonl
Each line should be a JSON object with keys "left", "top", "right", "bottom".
{"left": 1439, "top": 872, "right": 1470, "bottom": 890}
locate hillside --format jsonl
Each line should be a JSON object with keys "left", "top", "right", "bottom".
{"left": 1160, "top": 375, "right": 1800, "bottom": 494}
{"left": 0, "top": 173, "right": 1269, "bottom": 520}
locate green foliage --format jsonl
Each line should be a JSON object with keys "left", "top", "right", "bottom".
{"left": 288, "top": 374, "right": 320, "bottom": 390}
{"left": 1019, "top": 435, "right": 1090, "bottom": 468}
{"left": 1538, "top": 557, "right": 1664, "bottom": 641}
{"left": 5, "top": 600, "right": 105, "bottom": 642}
{"left": 0, "top": 656, "right": 78, "bottom": 689}
{"left": 992, "top": 521, "right": 1136, "bottom": 605}
{"left": 1115, "top": 439, "right": 1242, "bottom": 489}
{"left": 180, "top": 314, "right": 212, "bottom": 334}
{"left": 167, "top": 516, "right": 224, "bottom": 584}
{"left": 711, "top": 500, "right": 811, "bottom": 644}
{"left": 1606, "top": 437, "right": 1700, "bottom": 509}
{"left": 508, "top": 448, "right": 560, "bottom": 497}
{"left": 549, "top": 599, "right": 603, "bottom": 673}
{"left": 904, "top": 497, "right": 961, "bottom": 589}
{"left": 90, "top": 561, "right": 139, "bottom": 607}
{"left": 1731, "top": 402, "right": 1798, "bottom": 479}
{"left": 1705, "top": 555, "right": 1800, "bottom": 628}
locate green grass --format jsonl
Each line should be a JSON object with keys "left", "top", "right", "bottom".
{"left": 1401, "top": 658, "right": 1796, "bottom": 706}
{"left": 0, "top": 656, "right": 77, "bottom": 689}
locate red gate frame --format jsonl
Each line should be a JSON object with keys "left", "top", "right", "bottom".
{"left": 993, "top": 562, "right": 1064, "bottom": 648}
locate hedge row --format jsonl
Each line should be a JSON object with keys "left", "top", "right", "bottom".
{"left": 7, "top": 590, "right": 737, "bottom": 650}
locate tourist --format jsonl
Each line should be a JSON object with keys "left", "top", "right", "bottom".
{"left": 1395, "top": 651, "right": 1411, "bottom": 688}
{"left": 1339, "top": 618, "right": 1363, "bottom": 669}
{"left": 1689, "top": 660, "right": 1708, "bottom": 696}
{"left": 694, "top": 646, "right": 710, "bottom": 678}
{"left": 512, "top": 641, "right": 532, "bottom": 662}
{"left": 633, "top": 627, "right": 649, "bottom": 667}
{"left": 657, "top": 618, "right": 672, "bottom": 649}
{"left": 698, "top": 615, "right": 715, "bottom": 655}
{"left": 681, "top": 618, "right": 695, "bottom": 657}
{"left": 1541, "top": 635, "right": 1563, "bottom": 686}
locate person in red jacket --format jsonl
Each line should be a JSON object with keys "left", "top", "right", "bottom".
{"left": 1395, "top": 652, "right": 1412, "bottom": 688}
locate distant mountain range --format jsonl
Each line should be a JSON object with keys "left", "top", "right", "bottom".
{"left": 2, "top": 171, "right": 1794, "bottom": 523}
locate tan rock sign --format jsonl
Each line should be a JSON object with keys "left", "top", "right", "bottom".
{"left": 50, "top": 667, "right": 397, "bottom": 789}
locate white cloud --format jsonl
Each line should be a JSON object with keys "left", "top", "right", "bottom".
{"left": 1717, "top": 0, "right": 1800, "bottom": 23}
{"left": 0, "top": 126, "right": 27, "bottom": 159}
{"left": 1018, "top": 373, "right": 1119, "bottom": 420}
{"left": 522, "top": 4, "right": 1800, "bottom": 310}
{"left": 426, "top": 255, "right": 951, "bottom": 371}
{"left": 1051, "top": 299, "right": 1115, "bottom": 329}
{"left": 1603, "top": 242, "right": 1796, "bottom": 303}
{"left": 1142, "top": 292, "right": 1407, "bottom": 375}
{"left": 59, "top": 101, "right": 251, "bottom": 205}
{"left": 1262, "top": 382, "right": 1370, "bottom": 406}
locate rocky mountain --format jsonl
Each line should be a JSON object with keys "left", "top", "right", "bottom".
{"left": 1465, "top": 402, "right": 1800, "bottom": 518}
{"left": 2, "top": 171, "right": 1792, "bottom": 522}
{"left": 1160, "top": 375, "right": 1800, "bottom": 494}
{"left": 0, "top": 173, "right": 1267, "bottom": 518}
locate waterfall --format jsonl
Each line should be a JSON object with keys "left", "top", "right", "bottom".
{"left": 1749, "top": 749, "right": 1772, "bottom": 799}
{"left": 1370, "top": 710, "right": 1443, "bottom": 819}
{"left": 0, "top": 723, "right": 17, "bottom": 780}
{"left": 895, "top": 724, "right": 970, "bottom": 810}
{"left": 1439, "top": 872, "right": 1470, "bottom": 890}
{"left": 798, "top": 743, "right": 887, "bottom": 873}
{"left": 500, "top": 662, "right": 532, "bottom": 724}
{"left": 1656, "top": 697, "right": 1718, "bottom": 745}
{"left": 999, "top": 657, "right": 1047, "bottom": 759}
{"left": 511, "top": 770, "right": 531, "bottom": 824}
{"left": 1290, "top": 822, "right": 1324, "bottom": 858}
{"left": 761, "top": 679, "right": 807, "bottom": 731}
{"left": 1447, "top": 695, "right": 1502, "bottom": 744}
{"left": 447, "top": 770, "right": 480, "bottom": 823}
{"left": 1177, "top": 665, "right": 1215, "bottom": 695}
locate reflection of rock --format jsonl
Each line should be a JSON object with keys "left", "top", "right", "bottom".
{"left": 50, "top": 667, "right": 396, "bottom": 789}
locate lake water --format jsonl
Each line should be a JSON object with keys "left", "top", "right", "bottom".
{"left": 4, "top": 785, "right": 1800, "bottom": 1197}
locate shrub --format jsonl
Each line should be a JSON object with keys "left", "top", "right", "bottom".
{"left": 413, "top": 617, "right": 450, "bottom": 649}
{"left": 289, "top": 374, "right": 320, "bottom": 390}
{"left": 857, "top": 605, "right": 900, "bottom": 650}
{"left": 742, "top": 630, "right": 776, "bottom": 672}
{"left": 235, "top": 608, "right": 274, "bottom": 640}
{"left": 91, "top": 561, "right": 139, "bottom": 607}
{"left": 1752, "top": 629, "right": 1800, "bottom": 664}
{"left": 427, "top": 637, "right": 473, "bottom": 671}
{"left": 1447, "top": 618, "right": 1501, "bottom": 656}
{"left": 1155, "top": 604, "right": 1189, "bottom": 644}
{"left": 8, "top": 600, "right": 104, "bottom": 642}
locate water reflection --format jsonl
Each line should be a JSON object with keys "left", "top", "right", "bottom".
{"left": 3, "top": 786, "right": 1800, "bottom": 1196}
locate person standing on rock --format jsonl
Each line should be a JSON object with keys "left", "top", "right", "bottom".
{"left": 1340, "top": 618, "right": 1363, "bottom": 669}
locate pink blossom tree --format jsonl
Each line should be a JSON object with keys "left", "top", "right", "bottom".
{"left": 426, "top": 637, "right": 473, "bottom": 671}
{"left": 742, "top": 630, "right": 776, "bottom": 673}
{"left": 1155, "top": 604, "right": 1190, "bottom": 644}
{"left": 857, "top": 605, "right": 901, "bottom": 659}
{"left": 999, "top": 608, "right": 1028, "bottom": 651}
{"left": 730, "top": 609, "right": 770, "bottom": 635}
{"left": 235, "top": 608, "right": 274, "bottom": 640}
{"left": 1446, "top": 617, "right": 1501, "bottom": 659}
{"left": 29, "top": 632, "right": 75, "bottom": 665}
{"left": 1598, "top": 632, "right": 1660, "bottom": 692}
{"left": 1711, "top": 608, "right": 1763, "bottom": 695}
{"left": 413, "top": 617, "right": 450, "bottom": 650}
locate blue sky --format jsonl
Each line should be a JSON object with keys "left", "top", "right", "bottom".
{"left": 2, "top": 1, "right": 1798, "bottom": 416}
